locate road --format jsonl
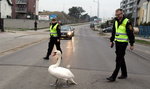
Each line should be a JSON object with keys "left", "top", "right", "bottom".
{"left": 0, "top": 24, "right": 150, "bottom": 89}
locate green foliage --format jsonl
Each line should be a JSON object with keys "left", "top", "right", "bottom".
{"left": 136, "top": 39, "right": 150, "bottom": 45}
{"left": 80, "top": 13, "right": 90, "bottom": 21}
{"left": 68, "top": 7, "right": 85, "bottom": 19}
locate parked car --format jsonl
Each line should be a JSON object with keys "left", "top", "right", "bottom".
{"left": 90, "top": 22, "right": 100, "bottom": 31}
{"left": 102, "top": 26, "right": 113, "bottom": 33}
{"left": 60, "top": 25, "right": 75, "bottom": 39}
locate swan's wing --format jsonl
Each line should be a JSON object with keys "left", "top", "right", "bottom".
{"left": 50, "top": 67, "right": 74, "bottom": 79}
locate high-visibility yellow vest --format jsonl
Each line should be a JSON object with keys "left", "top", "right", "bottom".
{"left": 115, "top": 18, "right": 129, "bottom": 42}
{"left": 50, "top": 23, "right": 58, "bottom": 37}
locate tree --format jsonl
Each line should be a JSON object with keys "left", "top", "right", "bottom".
{"left": 80, "top": 13, "right": 90, "bottom": 21}
{"left": 68, "top": 7, "right": 85, "bottom": 19}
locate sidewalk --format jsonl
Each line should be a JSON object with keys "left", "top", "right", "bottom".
{"left": 0, "top": 29, "right": 49, "bottom": 56}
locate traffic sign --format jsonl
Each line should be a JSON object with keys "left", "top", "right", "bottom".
{"left": 49, "top": 14, "right": 57, "bottom": 19}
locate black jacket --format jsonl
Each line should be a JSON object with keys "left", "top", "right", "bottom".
{"left": 110, "top": 17, "right": 135, "bottom": 46}
{"left": 51, "top": 23, "right": 61, "bottom": 39}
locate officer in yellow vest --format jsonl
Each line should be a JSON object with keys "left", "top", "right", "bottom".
{"left": 107, "top": 9, "right": 135, "bottom": 82}
{"left": 43, "top": 18, "right": 62, "bottom": 60}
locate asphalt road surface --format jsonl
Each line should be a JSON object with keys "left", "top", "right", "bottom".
{"left": 0, "top": 24, "right": 150, "bottom": 89}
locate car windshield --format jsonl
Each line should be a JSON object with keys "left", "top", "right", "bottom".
{"left": 61, "top": 26, "right": 70, "bottom": 31}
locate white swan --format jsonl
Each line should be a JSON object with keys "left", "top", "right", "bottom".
{"left": 48, "top": 50, "right": 77, "bottom": 86}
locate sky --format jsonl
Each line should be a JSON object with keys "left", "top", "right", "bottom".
{"left": 39, "top": 0, "right": 122, "bottom": 19}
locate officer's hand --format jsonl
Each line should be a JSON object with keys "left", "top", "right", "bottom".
{"left": 57, "top": 39, "right": 60, "bottom": 42}
{"left": 130, "top": 45, "right": 134, "bottom": 50}
{"left": 110, "top": 42, "right": 114, "bottom": 48}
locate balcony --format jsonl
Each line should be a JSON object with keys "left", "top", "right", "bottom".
{"left": 127, "top": 0, "right": 135, "bottom": 5}
{"left": 16, "top": 0, "right": 27, "bottom": 4}
{"left": 127, "top": 5, "right": 134, "bottom": 9}
{"left": 16, "top": 8, "right": 27, "bottom": 13}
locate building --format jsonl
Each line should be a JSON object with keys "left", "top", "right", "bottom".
{"left": 137, "top": 0, "right": 150, "bottom": 25}
{"left": 120, "top": 0, "right": 136, "bottom": 15}
{"left": 0, "top": 0, "right": 13, "bottom": 18}
{"left": 11, "top": 0, "right": 39, "bottom": 19}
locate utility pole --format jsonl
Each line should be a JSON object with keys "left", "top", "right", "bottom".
{"left": 97, "top": 0, "right": 99, "bottom": 18}
{"left": 93, "top": 0, "right": 100, "bottom": 18}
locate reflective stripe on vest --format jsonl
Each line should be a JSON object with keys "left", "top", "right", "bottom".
{"left": 50, "top": 23, "right": 58, "bottom": 37}
{"left": 115, "top": 18, "right": 129, "bottom": 42}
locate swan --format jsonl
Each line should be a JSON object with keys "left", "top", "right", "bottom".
{"left": 48, "top": 50, "right": 77, "bottom": 86}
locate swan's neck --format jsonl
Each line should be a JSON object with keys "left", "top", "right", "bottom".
{"left": 54, "top": 55, "right": 61, "bottom": 67}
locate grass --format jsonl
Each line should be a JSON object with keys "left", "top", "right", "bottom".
{"left": 135, "top": 39, "right": 150, "bottom": 45}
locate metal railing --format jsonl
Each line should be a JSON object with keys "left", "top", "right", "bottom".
{"left": 16, "top": 8, "right": 27, "bottom": 13}
{"left": 16, "top": 0, "right": 27, "bottom": 4}
{"left": 139, "top": 26, "right": 150, "bottom": 38}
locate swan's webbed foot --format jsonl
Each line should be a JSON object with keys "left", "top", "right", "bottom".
{"left": 67, "top": 79, "right": 77, "bottom": 85}
{"left": 69, "top": 82, "right": 77, "bottom": 85}
{"left": 61, "top": 80, "right": 70, "bottom": 88}
{"left": 50, "top": 79, "right": 59, "bottom": 87}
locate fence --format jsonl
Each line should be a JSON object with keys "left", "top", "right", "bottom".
{"left": 139, "top": 26, "right": 150, "bottom": 38}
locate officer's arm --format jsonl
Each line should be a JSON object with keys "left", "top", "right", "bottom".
{"left": 126, "top": 21, "right": 135, "bottom": 46}
{"left": 57, "top": 25, "right": 61, "bottom": 39}
{"left": 110, "top": 20, "right": 116, "bottom": 42}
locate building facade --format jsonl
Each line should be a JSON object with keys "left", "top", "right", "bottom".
{"left": 120, "top": 0, "right": 136, "bottom": 15}
{"left": 11, "top": 0, "right": 39, "bottom": 19}
{"left": 137, "top": 0, "right": 150, "bottom": 25}
{"left": 0, "top": 0, "right": 13, "bottom": 18}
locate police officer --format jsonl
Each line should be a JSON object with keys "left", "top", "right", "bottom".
{"left": 106, "top": 9, "right": 135, "bottom": 82}
{"left": 0, "top": 18, "right": 4, "bottom": 32}
{"left": 43, "top": 18, "right": 62, "bottom": 60}
{"left": 34, "top": 20, "right": 37, "bottom": 31}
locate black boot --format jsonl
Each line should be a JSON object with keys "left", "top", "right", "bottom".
{"left": 118, "top": 75, "right": 127, "bottom": 79}
{"left": 106, "top": 77, "right": 116, "bottom": 82}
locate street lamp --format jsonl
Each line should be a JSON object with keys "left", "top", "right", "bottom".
{"left": 93, "top": 0, "right": 100, "bottom": 18}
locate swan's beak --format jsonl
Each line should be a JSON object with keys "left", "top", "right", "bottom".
{"left": 52, "top": 52, "right": 57, "bottom": 56}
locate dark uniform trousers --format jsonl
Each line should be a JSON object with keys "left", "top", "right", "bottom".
{"left": 111, "top": 41, "right": 128, "bottom": 79}
{"left": 46, "top": 37, "right": 62, "bottom": 57}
